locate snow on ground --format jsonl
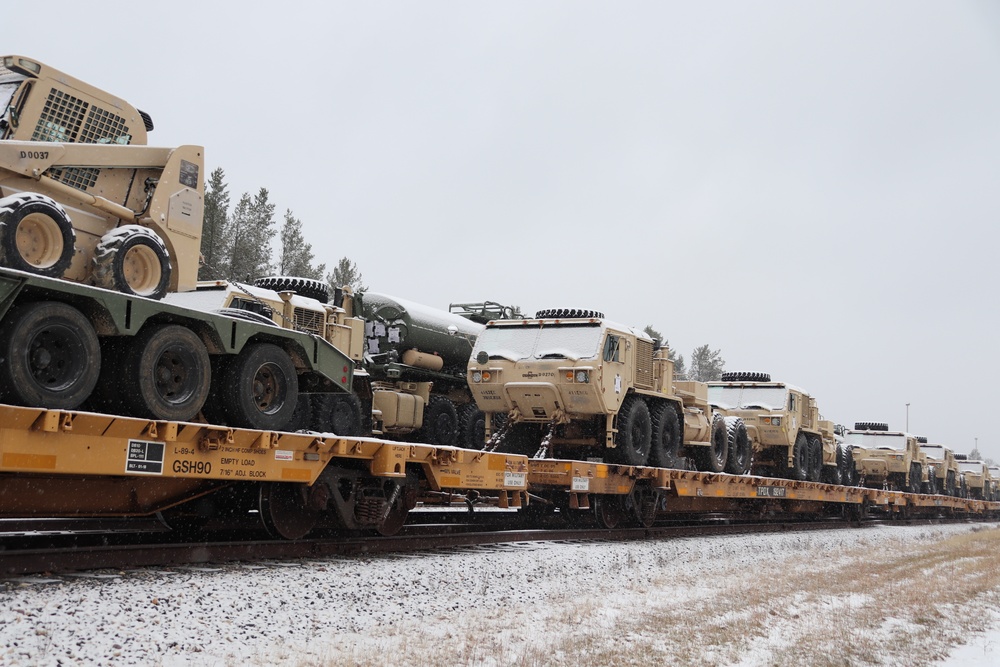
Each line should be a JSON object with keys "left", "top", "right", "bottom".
{"left": 1, "top": 523, "right": 998, "bottom": 666}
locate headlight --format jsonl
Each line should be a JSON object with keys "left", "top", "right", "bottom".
{"left": 761, "top": 416, "right": 781, "bottom": 426}
{"left": 472, "top": 371, "right": 483, "bottom": 383}
{"left": 575, "top": 370, "right": 590, "bottom": 383}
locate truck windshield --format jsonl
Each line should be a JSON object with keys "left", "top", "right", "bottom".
{"left": 959, "top": 462, "right": 984, "bottom": 474}
{"left": 708, "top": 385, "right": 788, "bottom": 410}
{"left": 472, "top": 323, "right": 604, "bottom": 362}
{"left": 920, "top": 446, "right": 945, "bottom": 460}
{"left": 843, "top": 432, "right": 907, "bottom": 450}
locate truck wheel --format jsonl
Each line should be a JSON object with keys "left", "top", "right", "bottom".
{"left": 93, "top": 225, "right": 171, "bottom": 300}
{"left": 784, "top": 433, "right": 809, "bottom": 481}
{"left": 118, "top": 324, "right": 211, "bottom": 422}
{"left": 457, "top": 404, "right": 487, "bottom": 449}
{"left": 313, "top": 393, "right": 365, "bottom": 436}
{"left": 693, "top": 414, "right": 728, "bottom": 474}
{"left": 841, "top": 446, "right": 857, "bottom": 486}
{"left": 0, "top": 194, "right": 76, "bottom": 278}
{"left": 946, "top": 470, "right": 957, "bottom": 497}
{"left": 723, "top": 416, "right": 751, "bottom": 475}
{"left": 0, "top": 301, "right": 100, "bottom": 409}
{"left": 254, "top": 276, "right": 330, "bottom": 303}
{"left": 806, "top": 437, "right": 823, "bottom": 482}
{"left": 649, "top": 403, "right": 681, "bottom": 469}
{"left": 219, "top": 343, "right": 298, "bottom": 430}
{"left": 924, "top": 469, "right": 938, "bottom": 495}
{"left": 284, "top": 393, "right": 314, "bottom": 432}
{"left": 908, "top": 463, "right": 922, "bottom": 494}
{"left": 418, "top": 395, "right": 458, "bottom": 446}
{"left": 824, "top": 445, "right": 844, "bottom": 485}
{"left": 611, "top": 396, "right": 651, "bottom": 466}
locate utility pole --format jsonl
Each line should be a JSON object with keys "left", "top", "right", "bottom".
{"left": 906, "top": 403, "right": 910, "bottom": 432}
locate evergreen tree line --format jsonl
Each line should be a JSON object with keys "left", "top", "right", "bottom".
{"left": 643, "top": 325, "right": 725, "bottom": 382}
{"left": 198, "top": 168, "right": 366, "bottom": 294}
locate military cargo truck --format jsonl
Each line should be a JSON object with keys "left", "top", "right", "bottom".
{"left": 919, "top": 442, "right": 959, "bottom": 496}
{"left": 843, "top": 422, "right": 924, "bottom": 493}
{"left": 466, "top": 310, "right": 749, "bottom": 471}
{"left": 957, "top": 458, "right": 991, "bottom": 500}
{"left": 707, "top": 373, "right": 847, "bottom": 484}
{"left": 1, "top": 56, "right": 202, "bottom": 299}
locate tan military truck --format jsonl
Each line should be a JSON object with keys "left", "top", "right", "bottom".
{"left": 466, "top": 309, "right": 751, "bottom": 472}
{"left": 707, "top": 373, "right": 846, "bottom": 484}
{"left": 956, "top": 457, "right": 991, "bottom": 500}
{"left": 843, "top": 422, "right": 924, "bottom": 493}
{"left": 1, "top": 55, "right": 201, "bottom": 298}
{"left": 918, "top": 441, "right": 958, "bottom": 496}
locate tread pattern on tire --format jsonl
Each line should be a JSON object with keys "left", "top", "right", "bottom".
{"left": 254, "top": 276, "right": 330, "bottom": 303}
{"left": 854, "top": 422, "right": 889, "bottom": 431}
{"left": 719, "top": 371, "right": 771, "bottom": 383}
{"left": 534, "top": 308, "right": 604, "bottom": 319}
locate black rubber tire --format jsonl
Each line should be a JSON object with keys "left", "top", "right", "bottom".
{"left": 806, "top": 436, "right": 823, "bottom": 482}
{"left": 923, "top": 468, "right": 938, "bottom": 495}
{"left": 723, "top": 416, "right": 752, "bottom": 475}
{"left": 946, "top": 470, "right": 957, "bottom": 497}
{"left": 115, "top": 324, "right": 211, "bottom": 422}
{"left": 916, "top": 436, "right": 928, "bottom": 444}
{"left": 285, "top": 392, "right": 314, "bottom": 432}
{"left": 534, "top": 308, "right": 604, "bottom": 319}
{"left": 649, "top": 402, "right": 682, "bottom": 469}
{"left": 254, "top": 276, "right": 330, "bottom": 303}
{"left": 0, "top": 194, "right": 76, "bottom": 278}
{"left": 418, "top": 395, "right": 459, "bottom": 446}
{"left": 218, "top": 343, "right": 298, "bottom": 430}
{"left": 908, "top": 463, "right": 922, "bottom": 495}
{"left": 457, "top": 403, "right": 487, "bottom": 449}
{"left": 784, "top": 433, "right": 809, "bottom": 481}
{"left": 694, "top": 414, "right": 728, "bottom": 473}
{"left": 854, "top": 422, "right": 889, "bottom": 431}
{"left": 92, "top": 226, "right": 171, "bottom": 300}
{"left": 0, "top": 301, "right": 100, "bottom": 409}
{"left": 839, "top": 446, "right": 855, "bottom": 486}
{"left": 610, "top": 396, "right": 652, "bottom": 466}
{"left": 312, "top": 392, "right": 365, "bottom": 436}
{"left": 719, "top": 371, "right": 771, "bottom": 383}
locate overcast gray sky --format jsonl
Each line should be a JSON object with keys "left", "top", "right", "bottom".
{"left": 7, "top": 1, "right": 1000, "bottom": 458}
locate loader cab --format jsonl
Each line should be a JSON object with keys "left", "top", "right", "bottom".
{"left": 0, "top": 55, "right": 150, "bottom": 145}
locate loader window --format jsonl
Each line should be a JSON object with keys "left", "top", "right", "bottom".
{"left": 0, "top": 82, "right": 19, "bottom": 136}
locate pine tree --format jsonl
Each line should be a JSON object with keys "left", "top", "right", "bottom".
{"left": 277, "top": 210, "right": 325, "bottom": 279}
{"left": 327, "top": 257, "right": 367, "bottom": 293}
{"left": 689, "top": 344, "right": 725, "bottom": 382}
{"left": 199, "top": 167, "right": 230, "bottom": 280}
{"left": 221, "top": 188, "right": 276, "bottom": 282}
{"left": 643, "top": 325, "right": 686, "bottom": 379}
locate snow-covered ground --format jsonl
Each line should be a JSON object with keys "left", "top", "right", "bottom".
{"left": 1, "top": 523, "right": 998, "bottom": 666}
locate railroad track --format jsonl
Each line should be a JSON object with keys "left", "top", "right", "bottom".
{"left": 0, "top": 515, "right": 963, "bottom": 578}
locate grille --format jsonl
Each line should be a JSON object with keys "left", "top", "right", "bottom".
{"left": 294, "top": 308, "right": 324, "bottom": 335}
{"left": 634, "top": 339, "right": 654, "bottom": 390}
{"left": 32, "top": 89, "right": 86, "bottom": 142}
{"left": 32, "top": 88, "right": 132, "bottom": 192}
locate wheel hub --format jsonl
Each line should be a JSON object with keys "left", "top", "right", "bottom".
{"left": 16, "top": 213, "right": 63, "bottom": 269}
